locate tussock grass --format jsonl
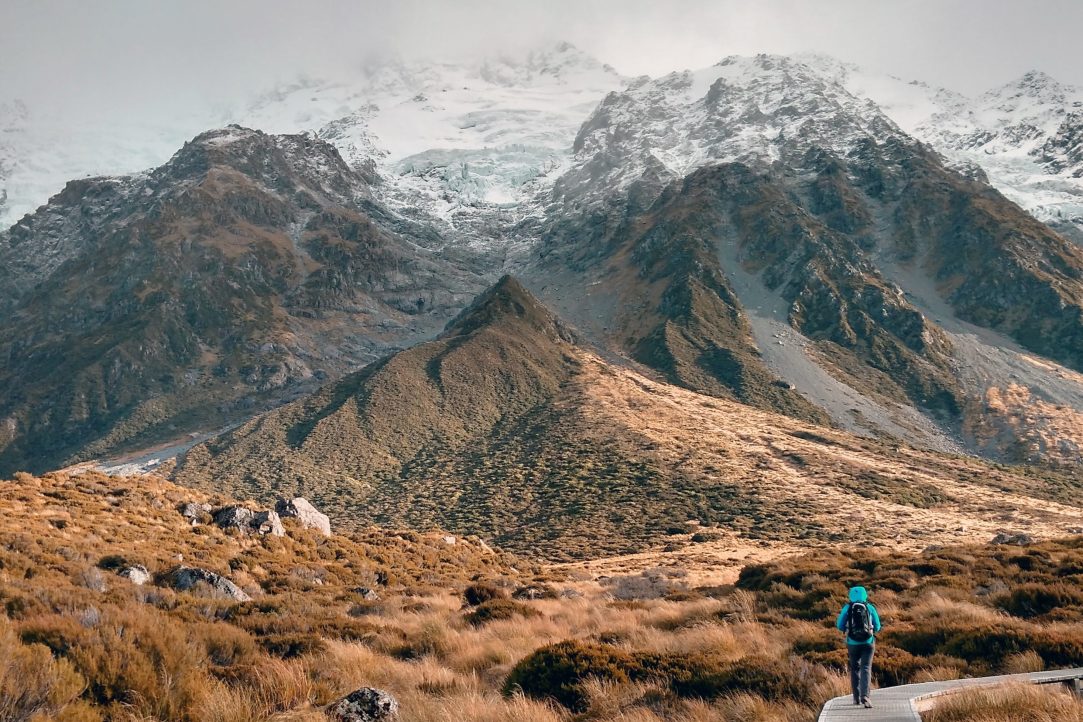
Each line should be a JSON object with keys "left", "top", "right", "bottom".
{"left": 923, "top": 683, "right": 1083, "bottom": 722}
{"left": 1, "top": 471, "right": 1080, "bottom": 721}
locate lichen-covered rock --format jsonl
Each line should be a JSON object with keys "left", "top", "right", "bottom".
{"left": 118, "top": 564, "right": 151, "bottom": 585}
{"left": 326, "top": 687, "right": 398, "bottom": 722}
{"left": 275, "top": 497, "right": 331, "bottom": 536}
{"left": 179, "top": 502, "right": 211, "bottom": 525}
{"left": 253, "top": 510, "right": 285, "bottom": 537}
{"left": 213, "top": 506, "right": 255, "bottom": 531}
{"left": 164, "top": 565, "right": 251, "bottom": 602}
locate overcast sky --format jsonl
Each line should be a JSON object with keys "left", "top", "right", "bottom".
{"left": 3, "top": 0, "right": 1082, "bottom": 117}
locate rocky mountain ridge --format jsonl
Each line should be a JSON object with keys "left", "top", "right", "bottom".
{"left": 0, "top": 126, "right": 491, "bottom": 475}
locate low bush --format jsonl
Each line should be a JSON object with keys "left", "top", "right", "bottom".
{"left": 0, "top": 619, "right": 95, "bottom": 722}
{"left": 463, "top": 582, "right": 506, "bottom": 606}
{"left": 464, "top": 598, "right": 541, "bottom": 627}
{"left": 504, "top": 640, "right": 643, "bottom": 711}
{"left": 999, "top": 583, "right": 1083, "bottom": 619}
{"left": 668, "top": 654, "right": 825, "bottom": 705}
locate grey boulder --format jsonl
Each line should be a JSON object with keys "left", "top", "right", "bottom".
{"left": 326, "top": 688, "right": 398, "bottom": 721}
{"left": 179, "top": 502, "right": 211, "bottom": 525}
{"left": 276, "top": 497, "right": 331, "bottom": 536}
{"left": 253, "top": 510, "right": 285, "bottom": 537}
{"left": 165, "top": 565, "right": 252, "bottom": 602}
{"left": 118, "top": 564, "right": 151, "bottom": 585}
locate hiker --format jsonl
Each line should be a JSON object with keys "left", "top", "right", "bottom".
{"left": 836, "top": 585, "right": 882, "bottom": 708}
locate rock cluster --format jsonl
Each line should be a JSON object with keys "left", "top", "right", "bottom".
{"left": 212, "top": 505, "right": 284, "bottom": 537}
{"left": 990, "top": 532, "right": 1035, "bottom": 546}
{"left": 179, "top": 498, "right": 331, "bottom": 538}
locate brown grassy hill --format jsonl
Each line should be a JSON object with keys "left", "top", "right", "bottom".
{"left": 0, "top": 126, "right": 489, "bottom": 477}
{"left": 0, "top": 469, "right": 532, "bottom": 722}
{"left": 175, "top": 277, "right": 1083, "bottom": 561}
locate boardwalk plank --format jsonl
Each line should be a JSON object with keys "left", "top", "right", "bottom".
{"left": 819, "top": 667, "right": 1083, "bottom": 722}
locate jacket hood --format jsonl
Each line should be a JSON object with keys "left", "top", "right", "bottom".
{"left": 849, "top": 586, "right": 868, "bottom": 603}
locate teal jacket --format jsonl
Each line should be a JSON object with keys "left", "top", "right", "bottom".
{"left": 836, "top": 586, "right": 881, "bottom": 645}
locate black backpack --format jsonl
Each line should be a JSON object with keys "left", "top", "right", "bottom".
{"left": 847, "top": 601, "right": 874, "bottom": 643}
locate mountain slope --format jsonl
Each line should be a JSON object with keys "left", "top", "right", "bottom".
{"left": 174, "top": 276, "right": 1083, "bottom": 561}
{"left": 798, "top": 57, "right": 1083, "bottom": 244}
{"left": 524, "top": 54, "right": 1083, "bottom": 461}
{"left": 0, "top": 126, "right": 490, "bottom": 476}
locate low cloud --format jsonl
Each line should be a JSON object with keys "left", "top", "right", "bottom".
{"left": 2, "top": 0, "right": 1082, "bottom": 123}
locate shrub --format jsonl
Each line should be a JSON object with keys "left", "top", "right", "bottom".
{"left": 0, "top": 620, "right": 92, "bottom": 722}
{"left": 869, "top": 645, "right": 934, "bottom": 687}
{"left": 194, "top": 623, "right": 261, "bottom": 667}
{"left": 95, "top": 554, "right": 130, "bottom": 571}
{"left": 668, "top": 654, "right": 824, "bottom": 705}
{"left": 463, "top": 582, "right": 506, "bottom": 606}
{"left": 21, "top": 606, "right": 205, "bottom": 719}
{"left": 465, "top": 599, "right": 541, "bottom": 627}
{"left": 506, "top": 641, "right": 826, "bottom": 711}
{"left": 259, "top": 633, "right": 326, "bottom": 659}
{"left": 504, "top": 641, "right": 642, "bottom": 711}
{"left": 999, "top": 583, "right": 1083, "bottom": 619}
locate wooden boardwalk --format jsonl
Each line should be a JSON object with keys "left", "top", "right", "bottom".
{"left": 818, "top": 667, "right": 1083, "bottom": 722}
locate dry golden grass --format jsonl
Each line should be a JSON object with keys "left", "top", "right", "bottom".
{"left": 2, "top": 471, "right": 1081, "bottom": 722}
{"left": 923, "top": 683, "right": 1083, "bottom": 722}
{"left": 175, "top": 340, "right": 1083, "bottom": 565}
{"left": 965, "top": 383, "right": 1083, "bottom": 466}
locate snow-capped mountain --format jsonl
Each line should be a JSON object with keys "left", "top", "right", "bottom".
{"left": 913, "top": 71, "right": 1083, "bottom": 239}
{"left": 0, "top": 99, "right": 224, "bottom": 231}
{"left": 241, "top": 42, "right": 628, "bottom": 241}
{"left": 0, "top": 42, "right": 627, "bottom": 235}
{"left": 795, "top": 58, "right": 1083, "bottom": 241}
{"left": 552, "top": 53, "right": 910, "bottom": 211}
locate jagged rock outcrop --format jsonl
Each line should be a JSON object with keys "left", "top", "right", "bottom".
{"left": 276, "top": 497, "right": 332, "bottom": 536}
{"left": 0, "top": 126, "right": 491, "bottom": 476}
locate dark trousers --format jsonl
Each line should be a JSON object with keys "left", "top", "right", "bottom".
{"left": 848, "top": 643, "right": 875, "bottom": 702}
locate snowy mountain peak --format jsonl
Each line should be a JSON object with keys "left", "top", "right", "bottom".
{"left": 1010, "top": 70, "right": 1068, "bottom": 97}
{"left": 557, "top": 52, "right": 908, "bottom": 209}
{"left": 480, "top": 41, "right": 621, "bottom": 87}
